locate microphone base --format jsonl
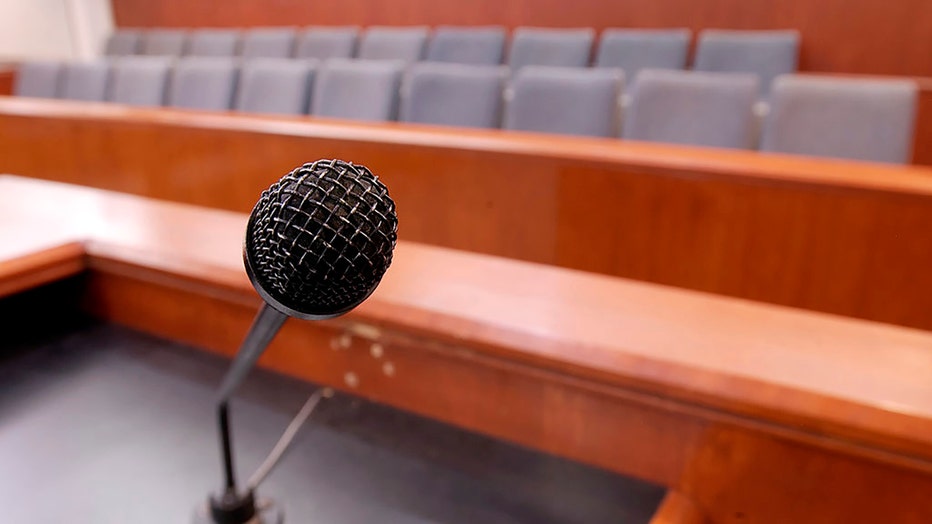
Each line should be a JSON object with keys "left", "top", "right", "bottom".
{"left": 192, "top": 497, "right": 284, "bottom": 524}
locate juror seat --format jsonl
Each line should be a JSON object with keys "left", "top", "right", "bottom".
{"left": 400, "top": 62, "right": 508, "bottom": 129}
{"left": 507, "top": 27, "right": 596, "bottom": 71}
{"left": 357, "top": 26, "right": 429, "bottom": 63}
{"left": 760, "top": 75, "right": 918, "bottom": 164}
{"left": 311, "top": 59, "right": 406, "bottom": 122}
{"left": 186, "top": 29, "right": 241, "bottom": 57}
{"left": 623, "top": 69, "right": 760, "bottom": 149}
{"left": 504, "top": 66, "right": 625, "bottom": 138}
{"left": 107, "top": 56, "right": 173, "bottom": 107}
{"left": 13, "top": 61, "right": 62, "bottom": 99}
{"left": 426, "top": 26, "right": 507, "bottom": 65}
{"left": 58, "top": 61, "right": 111, "bottom": 102}
{"left": 294, "top": 26, "right": 360, "bottom": 60}
{"left": 240, "top": 27, "right": 297, "bottom": 59}
{"left": 235, "top": 58, "right": 317, "bottom": 116}
{"left": 693, "top": 29, "right": 800, "bottom": 94}
{"left": 167, "top": 57, "right": 240, "bottom": 111}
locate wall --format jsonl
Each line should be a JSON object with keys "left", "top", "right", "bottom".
{"left": 0, "top": 0, "right": 113, "bottom": 61}
{"left": 0, "top": 0, "right": 75, "bottom": 60}
{"left": 110, "top": 0, "right": 932, "bottom": 77}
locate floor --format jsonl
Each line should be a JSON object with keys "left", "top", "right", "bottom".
{"left": 0, "top": 284, "right": 664, "bottom": 524}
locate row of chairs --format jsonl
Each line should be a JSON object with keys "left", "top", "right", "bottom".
{"left": 14, "top": 57, "right": 916, "bottom": 164}
{"left": 106, "top": 26, "right": 799, "bottom": 92}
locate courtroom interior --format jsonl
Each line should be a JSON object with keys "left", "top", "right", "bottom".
{"left": 0, "top": 1, "right": 930, "bottom": 523}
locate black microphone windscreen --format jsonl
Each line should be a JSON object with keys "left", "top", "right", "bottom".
{"left": 244, "top": 159, "right": 398, "bottom": 319}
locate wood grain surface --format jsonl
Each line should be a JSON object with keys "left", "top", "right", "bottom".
{"left": 2, "top": 97, "right": 932, "bottom": 333}
{"left": 1, "top": 175, "right": 931, "bottom": 523}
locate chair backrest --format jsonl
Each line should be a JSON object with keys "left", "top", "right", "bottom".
{"left": 312, "top": 59, "right": 405, "bottom": 122}
{"left": 141, "top": 29, "right": 187, "bottom": 56}
{"left": 235, "top": 58, "right": 316, "bottom": 115}
{"left": 58, "top": 61, "right": 111, "bottom": 102}
{"left": 167, "top": 57, "right": 239, "bottom": 110}
{"left": 507, "top": 27, "right": 595, "bottom": 71}
{"left": 14, "top": 61, "right": 62, "bottom": 98}
{"left": 426, "top": 26, "right": 507, "bottom": 65}
{"left": 595, "top": 29, "right": 690, "bottom": 81}
{"left": 694, "top": 30, "right": 800, "bottom": 93}
{"left": 240, "top": 27, "right": 297, "bottom": 59}
{"left": 187, "top": 29, "right": 240, "bottom": 57}
{"left": 108, "top": 56, "right": 173, "bottom": 107}
{"left": 104, "top": 30, "right": 141, "bottom": 56}
{"left": 400, "top": 62, "right": 507, "bottom": 129}
{"left": 295, "top": 26, "right": 360, "bottom": 60}
{"left": 504, "top": 66, "right": 624, "bottom": 138}
{"left": 357, "top": 26, "right": 429, "bottom": 62}
{"left": 623, "top": 69, "right": 760, "bottom": 149}
{"left": 760, "top": 75, "right": 918, "bottom": 164}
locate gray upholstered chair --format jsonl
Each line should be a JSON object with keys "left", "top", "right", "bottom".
{"left": 167, "top": 57, "right": 239, "bottom": 110}
{"left": 426, "top": 26, "right": 507, "bottom": 65}
{"left": 694, "top": 30, "right": 799, "bottom": 94}
{"left": 760, "top": 75, "right": 918, "bottom": 164}
{"left": 295, "top": 26, "right": 360, "bottom": 60}
{"left": 235, "top": 58, "right": 316, "bottom": 115}
{"left": 595, "top": 29, "right": 690, "bottom": 83}
{"left": 504, "top": 66, "right": 624, "bottom": 138}
{"left": 400, "top": 62, "right": 507, "bottom": 129}
{"left": 14, "top": 61, "right": 62, "bottom": 98}
{"left": 141, "top": 29, "right": 187, "bottom": 56}
{"left": 58, "top": 61, "right": 111, "bottom": 102}
{"left": 240, "top": 27, "right": 297, "bottom": 59}
{"left": 311, "top": 59, "right": 405, "bottom": 122}
{"left": 108, "top": 56, "right": 173, "bottom": 107}
{"left": 623, "top": 69, "right": 760, "bottom": 149}
{"left": 104, "top": 30, "right": 141, "bottom": 56}
{"left": 357, "top": 26, "right": 429, "bottom": 62}
{"left": 507, "top": 27, "right": 595, "bottom": 71}
{"left": 187, "top": 29, "right": 240, "bottom": 57}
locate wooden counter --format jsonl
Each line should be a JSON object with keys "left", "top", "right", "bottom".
{"left": 2, "top": 97, "right": 932, "bottom": 333}
{"left": 1, "top": 175, "right": 931, "bottom": 523}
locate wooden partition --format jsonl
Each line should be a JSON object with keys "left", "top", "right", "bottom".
{"left": 112, "top": 0, "right": 932, "bottom": 77}
{"left": 2, "top": 176, "right": 931, "bottom": 523}
{"left": 0, "top": 65, "right": 15, "bottom": 96}
{"left": 2, "top": 97, "right": 932, "bottom": 332}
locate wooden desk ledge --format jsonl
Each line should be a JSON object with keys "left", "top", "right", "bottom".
{"left": 3, "top": 175, "right": 932, "bottom": 522}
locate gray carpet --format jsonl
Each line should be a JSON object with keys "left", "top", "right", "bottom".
{"left": 0, "top": 283, "right": 664, "bottom": 523}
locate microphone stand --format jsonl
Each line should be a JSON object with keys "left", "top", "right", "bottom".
{"left": 195, "top": 304, "right": 289, "bottom": 524}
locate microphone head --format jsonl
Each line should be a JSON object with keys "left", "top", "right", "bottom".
{"left": 244, "top": 159, "right": 398, "bottom": 320}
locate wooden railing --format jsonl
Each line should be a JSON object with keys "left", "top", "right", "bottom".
{"left": 2, "top": 175, "right": 931, "bottom": 523}
{"left": 2, "top": 97, "right": 932, "bottom": 332}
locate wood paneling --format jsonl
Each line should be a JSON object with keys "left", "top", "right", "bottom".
{"left": 111, "top": 0, "right": 932, "bottom": 77}
{"left": 914, "top": 80, "right": 932, "bottom": 165}
{"left": 2, "top": 99, "right": 932, "bottom": 332}
{"left": 0, "top": 65, "right": 15, "bottom": 96}
{"left": 2, "top": 175, "right": 931, "bottom": 523}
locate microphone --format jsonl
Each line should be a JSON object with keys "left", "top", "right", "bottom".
{"left": 198, "top": 159, "right": 397, "bottom": 524}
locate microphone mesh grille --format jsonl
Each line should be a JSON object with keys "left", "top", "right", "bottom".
{"left": 246, "top": 159, "right": 398, "bottom": 317}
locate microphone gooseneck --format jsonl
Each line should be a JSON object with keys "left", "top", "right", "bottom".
{"left": 204, "top": 159, "right": 398, "bottom": 524}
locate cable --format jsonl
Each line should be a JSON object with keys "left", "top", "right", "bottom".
{"left": 247, "top": 387, "right": 333, "bottom": 490}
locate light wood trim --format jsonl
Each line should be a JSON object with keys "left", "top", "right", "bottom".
{"left": 0, "top": 242, "right": 85, "bottom": 298}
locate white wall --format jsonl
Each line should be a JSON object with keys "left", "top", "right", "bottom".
{"left": 0, "top": 0, "right": 114, "bottom": 61}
